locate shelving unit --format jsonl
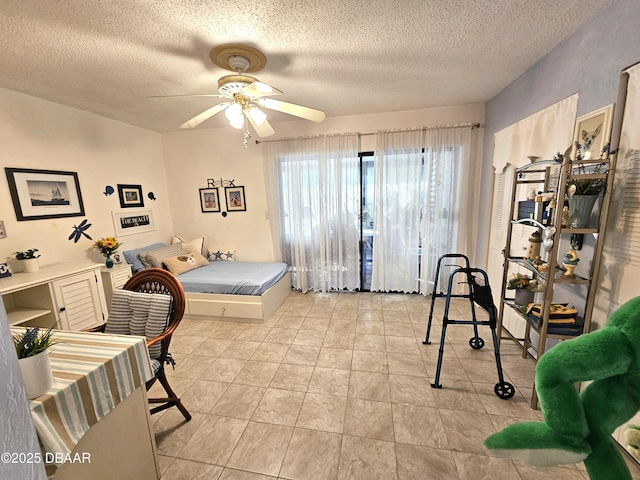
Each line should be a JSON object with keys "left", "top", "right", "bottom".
{"left": 497, "top": 152, "right": 616, "bottom": 408}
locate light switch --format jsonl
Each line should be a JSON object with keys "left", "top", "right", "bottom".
{"left": 0, "top": 220, "right": 6, "bottom": 239}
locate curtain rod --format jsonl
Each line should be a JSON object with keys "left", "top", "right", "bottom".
{"left": 255, "top": 122, "right": 482, "bottom": 144}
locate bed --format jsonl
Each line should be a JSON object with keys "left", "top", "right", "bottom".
{"left": 122, "top": 240, "right": 292, "bottom": 323}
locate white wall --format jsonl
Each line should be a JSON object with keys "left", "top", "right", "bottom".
{"left": 162, "top": 103, "right": 485, "bottom": 262}
{"left": 0, "top": 88, "right": 174, "bottom": 269}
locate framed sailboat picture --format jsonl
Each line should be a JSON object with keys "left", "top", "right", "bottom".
{"left": 5, "top": 168, "right": 85, "bottom": 221}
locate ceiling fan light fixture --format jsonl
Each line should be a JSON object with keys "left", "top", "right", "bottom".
{"left": 248, "top": 106, "right": 267, "bottom": 126}
{"left": 229, "top": 115, "right": 245, "bottom": 130}
{"left": 224, "top": 103, "right": 243, "bottom": 122}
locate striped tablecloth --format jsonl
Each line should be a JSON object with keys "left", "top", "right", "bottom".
{"left": 16, "top": 330, "right": 153, "bottom": 475}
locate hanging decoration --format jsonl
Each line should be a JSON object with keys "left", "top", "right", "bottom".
{"left": 103, "top": 185, "right": 115, "bottom": 196}
{"left": 68, "top": 219, "right": 93, "bottom": 243}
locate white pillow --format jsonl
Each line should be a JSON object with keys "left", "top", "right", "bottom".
{"left": 207, "top": 248, "right": 236, "bottom": 261}
{"left": 172, "top": 236, "right": 205, "bottom": 255}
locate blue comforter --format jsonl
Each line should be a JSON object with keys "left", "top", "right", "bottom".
{"left": 176, "top": 261, "right": 289, "bottom": 295}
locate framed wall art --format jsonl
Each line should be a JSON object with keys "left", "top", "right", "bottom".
{"left": 199, "top": 188, "right": 221, "bottom": 213}
{"left": 5, "top": 168, "right": 85, "bottom": 221}
{"left": 225, "top": 186, "right": 246, "bottom": 212}
{"left": 117, "top": 184, "right": 144, "bottom": 208}
{"left": 572, "top": 104, "right": 614, "bottom": 160}
{"left": 112, "top": 209, "right": 155, "bottom": 236}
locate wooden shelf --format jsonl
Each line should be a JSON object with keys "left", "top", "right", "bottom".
{"left": 6, "top": 307, "right": 52, "bottom": 326}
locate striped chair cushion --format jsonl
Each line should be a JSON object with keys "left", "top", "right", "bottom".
{"left": 104, "top": 289, "right": 172, "bottom": 360}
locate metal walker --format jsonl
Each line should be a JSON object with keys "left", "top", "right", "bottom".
{"left": 423, "top": 254, "right": 515, "bottom": 399}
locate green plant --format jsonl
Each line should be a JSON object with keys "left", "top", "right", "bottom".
{"left": 14, "top": 249, "right": 40, "bottom": 260}
{"left": 506, "top": 272, "right": 541, "bottom": 291}
{"left": 13, "top": 328, "right": 55, "bottom": 359}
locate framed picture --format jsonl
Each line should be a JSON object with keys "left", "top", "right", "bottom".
{"left": 199, "top": 188, "right": 221, "bottom": 213}
{"left": 225, "top": 186, "right": 246, "bottom": 212}
{"left": 117, "top": 184, "right": 144, "bottom": 208}
{"left": 112, "top": 209, "right": 155, "bottom": 236}
{"left": 5, "top": 168, "right": 85, "bottom": 221}
{"left": 572, "top": 104, "right": 614, "bottom": 160}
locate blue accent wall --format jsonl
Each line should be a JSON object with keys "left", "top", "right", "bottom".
{"left": 479, "top": 0, "right": 640, "bottom": 264}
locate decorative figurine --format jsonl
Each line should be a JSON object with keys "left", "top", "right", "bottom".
{"left": 562, "top": 244, "right": 580, "bottom": 277}
{"left": 526, "top": 231, "right": 542, "bottom": 261}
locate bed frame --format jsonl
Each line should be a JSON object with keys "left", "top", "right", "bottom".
{"left": 182, "top": 272, "right": 292, "bottom": 323}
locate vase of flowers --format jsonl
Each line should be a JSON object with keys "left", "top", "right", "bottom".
{"left": 93, "top": 237, "right": 120, "bottom": 268}
{"left": 14, "top": 327, "right": 55, "bottom": 399}
{"left": 506, "top": 272, "right": 541, "bottom": 306}
{"left": 14, "top": 248, "right": 41, "bottom": 273}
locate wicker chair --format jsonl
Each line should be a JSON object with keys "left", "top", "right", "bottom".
{"left": 87, "top": 268, "right": 191, "bottom": 421}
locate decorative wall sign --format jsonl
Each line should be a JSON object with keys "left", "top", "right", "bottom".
{"left": 112, "top": 209, "right": 155, "bottom": 236}
{"left": 117, "top": 184, "right": 145, "bottom": 208}
{"left": 199, "top": 188, "right": 221, "bottom": 213}
{"left": 5, "top": 168, "right": 85, "bottom": 221}
{"left": 207, "top": 178, "right": 236, "bottom": 188}
{"left": 225, "top": 186, "right": 246, "bottom": 212}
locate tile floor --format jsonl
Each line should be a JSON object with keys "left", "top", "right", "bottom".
{"left": 150, "top": 291, "right": 640, "bottom": 480}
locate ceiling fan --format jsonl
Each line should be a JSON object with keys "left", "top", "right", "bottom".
{"left": 152, "top": 44, "right": 325, "bottom": 145}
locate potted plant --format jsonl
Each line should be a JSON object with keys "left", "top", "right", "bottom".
{"left": 14, "top": 248, "right": 41, "bottom": 273}
{"left": 506, "top": 272, "right": 541, "bottom": 306}
{"left": 93, "top": 237, "right": 121, "bottom": 268}
{"left": 13, "top": 327, "right": 55, "bottom": 399}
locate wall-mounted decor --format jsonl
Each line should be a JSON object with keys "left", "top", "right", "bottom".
{"left": 68, "top": 219, "right": 93, "bottom": 243}
{"left": 148, "top": 192, "right": 157, "bottom": 201}
{"left": 117, "top": 184, "right": 144, "bottom": 208}
{"left": 225, "top": 186, "right": 246, "bottom": 212}
{"left": 572, "top": 104, "right": 614, "bottom": 160}
{"left": 5, "top": 168, "right": 85, "bottom": 221}
{"left": 112, "top": 209, "right": 155, "bottom": 236}
{"left": 199, "top": 188, "right": 221, "bottom": 213}
{"left": 104, "top": 185, "right": 115, "bottom": 196}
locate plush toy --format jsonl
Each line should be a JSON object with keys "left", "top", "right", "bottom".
{"left": 625, "top": 425, "right": 640, "bottom": 462}
{"left": 484, "top": 296, "right": 640, "bottom": 480}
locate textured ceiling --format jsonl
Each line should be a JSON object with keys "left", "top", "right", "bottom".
{"left": 0, "top": 1, "right": 606, "bottom": 133}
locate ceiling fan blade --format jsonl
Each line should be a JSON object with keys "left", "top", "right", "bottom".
{"left": 147, "top": 94, "right": 224, "bottom": 99}
{"left": 246, "top": 110, "right": 276, "bottom": 137}
{"left": 179, "top": 102, "right": 230, "bottom": 128}
{"left": 257, "top": 98, "right": 325, "bottom": 122}
{"left": 241, "top": 81, "right": 282, "bottom": 98}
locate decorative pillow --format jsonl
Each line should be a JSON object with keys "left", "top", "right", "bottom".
{"left": 123, "top": 242, "right": 166, "bottom": 272}
{"left": 139, "top": 243, "right": 186, "bottom": 269}
{"left": 208, "top": 248, "right": 236, "bottom": 261}
{"left": 163, "top": 253, "right": 209, "bottom": 275}
{"left": 172, "top": 236, "right": 205, "bottom": 255}
{"left": 105, "top": 289, "right": 172, "bottom": 360}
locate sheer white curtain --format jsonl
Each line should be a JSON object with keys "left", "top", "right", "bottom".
{"left": 371, "top": 126, "right": 474, "bottom": 294}
{"left": 370, "top": 129, "right": 424, "bottom": 293}
{"left": 263, "top": 134, "right": 360, "bottom": 292}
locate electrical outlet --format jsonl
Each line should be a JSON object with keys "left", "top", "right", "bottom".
{"left": 0, "top": 220, "right": 6, "bottom": 239}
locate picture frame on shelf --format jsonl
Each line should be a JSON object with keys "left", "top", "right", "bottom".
{"left": 117, "top": 184, "right": 144, "bottom": 208}
{"left": 225, "top": 186, "right": 246, "bottom": 212}
{"left": 4, "top": 167, "right": 85, "bottom": 221}
{"left": 199, "top": 188, "right": 221, "bottom": 213}
{"left": 572, "top": 104, "right": 614, "bottom": 160}
{"left": 112, "top": 209, "right": 155, "bottom": 236}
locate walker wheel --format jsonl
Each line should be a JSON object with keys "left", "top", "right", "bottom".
{"left": 469, "top": 337, "right": 485, "bottom": 350}
{"left": 494, "top": 381, "right": 515, "bottom": 399}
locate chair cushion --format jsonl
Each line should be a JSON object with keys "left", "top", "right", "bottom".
{"left": 105, "top": 289, "right": 172, "bottom": 359}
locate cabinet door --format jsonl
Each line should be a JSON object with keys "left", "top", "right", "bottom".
{"left": 51, "top": 270, "right": 106, "bottom": 330}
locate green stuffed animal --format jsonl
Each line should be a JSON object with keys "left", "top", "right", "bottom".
{"left": 484, "top": 296, "right": 640, "bottom": 480}
{"left": 625, "top": 425, "right": 640, "bottom": 463}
